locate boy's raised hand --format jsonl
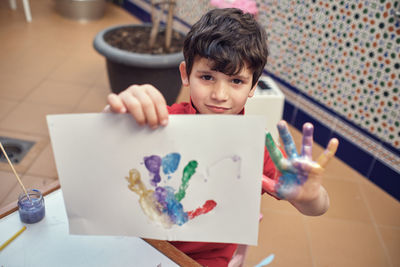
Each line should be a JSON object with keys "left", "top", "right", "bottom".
{"left": 106, "top": 84, "right": 169, "bottom": 129}
{"left": 262, "top": 120, "right": 338, "bottom": 204}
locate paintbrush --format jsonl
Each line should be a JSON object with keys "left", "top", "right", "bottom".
{"left": 0, "top": 142, "right": 30, "bottom": 200}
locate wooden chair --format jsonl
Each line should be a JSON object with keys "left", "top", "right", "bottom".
{"left": 9, "top": 0, "right": 32, "bottom": 22}
{"left": 228, "top": 214, "right": 263, "bottom": 267}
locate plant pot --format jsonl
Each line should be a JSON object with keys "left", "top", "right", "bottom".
{"left": 55, "top": 0, "right": 106, "bottom": 21}
{"left": 93, "top": 24, "right": 184, "bottom": 106}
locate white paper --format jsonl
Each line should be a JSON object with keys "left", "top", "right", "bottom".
{"left": 47, "top": 113, "right": 266, "bottom": 245}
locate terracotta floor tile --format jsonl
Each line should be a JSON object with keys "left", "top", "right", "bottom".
{"left": 360, "top": 178, "right": 400, "bottom": 228}
{"left": 0, "top": 102, "right": 71, "bottom": 136}
{"left": 1, "top": 47, "right": 66, "bottom": 82}
{"left": 0, "top": 171, "right": 18, "bottom": 204}
{"left": 245, "top": 211, "right": 312, "bottom": 267}
{"left": 378, "top": 225, "right": 400, "bottom": 267}
{"left": 92, "top": 68, "right": 111, "bottom": 89}
{"left": 47, "top": 52, "right": 104, "bottom": 87}
{"left": 322, "top": 178, "right": 372, "bottom": 223}
{"left": 323, "top": 156, "right": 369, "bottom": 183}
{"left": 25, "top": 80, "right": 92, "bottom": 109}
{"left": 73, "top": 83, "right": 110, "bottom": 113}
{"left": 25, "top": 143, "right": 58, "bottom": 179}
{"left": 305, "top": 217, "right": 390, "bottom": 267}
{"left": 0, "top": 99, "right": 18, "bottom": 121}
{"left": 0, "top": 52, "right": 22, "bottom": 74}
{"left": 0, "top": 72, "right": 44, "bottom": 101}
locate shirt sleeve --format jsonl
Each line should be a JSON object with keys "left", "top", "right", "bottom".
{"left": 170, "top": 241, "right": 237, "bottom": 267}
{"left": 263, "top": 146, "right": 279, "bottom": 180}
{"left": 262, "top": 146, "right": 285, "bottom": 198}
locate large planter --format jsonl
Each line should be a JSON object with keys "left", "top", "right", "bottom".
{"left": 93, "top": 24, "right": 184, "bottom": 106}
{"left": 55, "top": 0, "right": 106, "bottom": 21}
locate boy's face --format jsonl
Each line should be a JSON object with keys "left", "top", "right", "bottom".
{"left": 179, "top": 57, "right": 257, "bottom": 114}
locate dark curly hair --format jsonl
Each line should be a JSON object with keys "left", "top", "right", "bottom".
{"left": 183, "top": 8, "right": 269, "bottom": 88}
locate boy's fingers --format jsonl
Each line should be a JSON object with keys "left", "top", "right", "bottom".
{"left": 107, "top": 93, "right": 127, "bottom": 113}
{"left": 265, "top": 133, "right": 285, "bottom": 172}
{"left": 146, "top": 87, "right": 169, "bottom": 126}
{"left": 301, "top": 123, "right": 314, "bottom": 159}
{"left": 317, "top": 138, "right": 339, "bottom": 167}
{"left": 277, "top": 120, "right": 298, "bottom": 159}
{"left": 120, "top": 93, "right": 146, "bottom": 125}
{"left": 262, "top": 174, "right": 277, "bottom": 194}
{"left": 110, "top": 84, "right": 167, "bottom": 129}
{"left": 293, "top": 160, "right": 323, "bottom": 175}
{"left": 134, "top": 89, "right": 160, "bottom": 129}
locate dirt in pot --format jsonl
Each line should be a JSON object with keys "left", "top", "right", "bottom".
{"left": 104, "top": 26, "right": 185, "bottom": 55}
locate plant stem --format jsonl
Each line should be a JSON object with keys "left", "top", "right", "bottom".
{"left": 165, "top": 0, "right": 176, "bottom": 52}
{"left": 149, "top": 0, "right": 161, "bottom": 49}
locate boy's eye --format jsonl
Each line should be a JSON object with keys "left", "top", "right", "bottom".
{"left": 201, "top": 75, "right": 213, "bottom": 81}
{"left": 232, "top": 79, "right": 243, "bottom": 85}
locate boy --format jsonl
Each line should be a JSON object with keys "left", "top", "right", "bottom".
{"left": 106, "top": 8, "right": 338, "bottom": 267}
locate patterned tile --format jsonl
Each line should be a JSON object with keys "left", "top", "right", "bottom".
{"left": 260, "top": 0, "right": 400, "bottom": 149}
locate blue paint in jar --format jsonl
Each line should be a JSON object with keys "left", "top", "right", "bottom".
{"left": 18, "top": 189, "right": 45, "bottom": 224}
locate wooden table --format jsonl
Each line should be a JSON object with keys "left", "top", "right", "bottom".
{"left": 0, "top": 180, "right": 201, "bottom": 267}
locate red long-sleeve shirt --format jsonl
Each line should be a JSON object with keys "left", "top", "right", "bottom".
{"left": 167, "top": 102, "right": 278, "bottom": 267}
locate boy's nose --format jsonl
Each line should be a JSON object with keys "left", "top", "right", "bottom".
{"left": 211, "top": 82, "right": 229, "bottom": 101}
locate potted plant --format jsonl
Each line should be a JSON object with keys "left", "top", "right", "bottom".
{"left": 55, "top": 0, "right": 107, "bottom": 21}
{"left": 93, "top": 0, "right": 185, "bottom": 105}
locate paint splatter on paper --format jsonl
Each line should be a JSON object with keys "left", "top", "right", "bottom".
{"left": 205, "top": 154, "right": 242, "bottom": 180}
{"left": 126, "top": 153, "right": 217, "bottom": 228}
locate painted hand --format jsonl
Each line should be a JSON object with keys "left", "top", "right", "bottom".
{"left": 262, "top": 121, "right": 338, "bottom": 202}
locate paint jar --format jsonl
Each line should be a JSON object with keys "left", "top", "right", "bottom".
{"left": 18, "top": 189, "right": 45, "bottom": 224}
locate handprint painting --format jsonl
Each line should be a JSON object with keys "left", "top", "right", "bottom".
{"left": 126, "top": 153, "right": 217, "bottom": 228}
{"left": 48, "top": 114, "right": 267, "bottom": 244}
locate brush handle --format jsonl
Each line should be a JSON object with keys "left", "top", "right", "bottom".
{"left": 0, "top": 142, "right": 30, "bottom": 198}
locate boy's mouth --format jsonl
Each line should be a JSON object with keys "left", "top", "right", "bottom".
{"left": 205, "top": 104, "right": 231, "bottom": 113}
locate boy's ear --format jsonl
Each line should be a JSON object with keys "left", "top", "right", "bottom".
{"left": 248, "top": 81, "right": 258, "bottom": 98}
{"left": 179, "top": 61, "right": 189, "bottom": 86}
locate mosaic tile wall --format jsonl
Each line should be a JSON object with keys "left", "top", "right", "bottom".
{"left": 124, "top": 0, "right": 400, "bottom": 199}
{"left": 260, "top": 0, "right": 400, "bottom": 150}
